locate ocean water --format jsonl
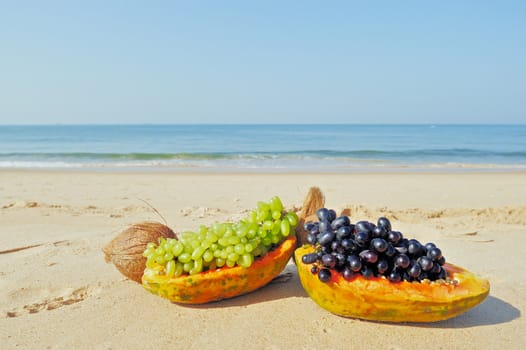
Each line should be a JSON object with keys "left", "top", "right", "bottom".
{"left": 0, "top": 124, "right": 525, "bottom": 171}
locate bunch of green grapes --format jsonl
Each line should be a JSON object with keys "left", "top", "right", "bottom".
{"left": 143, "top": 196, "right": 298, "bottom": 277}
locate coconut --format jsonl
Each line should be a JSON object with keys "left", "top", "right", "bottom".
{"left": 103, "top": 221, "right": 176, "bottom": 283}
{"left": 295, "top": 187, "right": 325, "bottom": 247}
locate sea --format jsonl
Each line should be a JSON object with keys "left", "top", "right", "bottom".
{"left": 0, "top": 124, "right": 525, "bottom": 172}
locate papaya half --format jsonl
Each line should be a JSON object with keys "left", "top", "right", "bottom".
{"left": 142, "top": 235, "right": 296, "bottom": 304}
{"left": 294, "top": 244, "right": 490, "bottom": 323}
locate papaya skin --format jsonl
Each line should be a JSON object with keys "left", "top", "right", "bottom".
{"left": 295, "top": 244, "right": 490, "bottom": 323}
{"left": 142, "top": 235, "right": 296, "bottom": 304}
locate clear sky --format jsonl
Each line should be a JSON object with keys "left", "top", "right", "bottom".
{"left": 1, "top": 1, "right": 525, "bottom": 125}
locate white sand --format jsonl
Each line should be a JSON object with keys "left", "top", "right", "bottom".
{"left": 1, "top": 170, "right": 525, "bottom": 349}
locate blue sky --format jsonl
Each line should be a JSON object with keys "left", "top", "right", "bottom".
{"left": 1, "top": 1, "right": 524, "bottom": 124}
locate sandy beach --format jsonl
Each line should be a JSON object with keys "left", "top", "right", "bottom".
{"left": 1, "top": 170, "right": 525, "bottom": 349}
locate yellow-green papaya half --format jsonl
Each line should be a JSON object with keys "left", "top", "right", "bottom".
{"left": 142, "top": 236, "right": 296, "bottom": 304}
{"left": 294, "top": 244, "right": 490, "bottom": 323}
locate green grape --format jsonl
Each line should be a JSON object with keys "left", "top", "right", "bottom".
{"left": 155, "top": 255, "right": 165, "bottom": 264}
{"left": 218, "top": 237, "right": 229, "bottom": 247}
{"left": 165, "top": 259, "right": 176, "bottom": 277}
{"left": 244, "top": 242, "right": 254, "bottom": 253}
{"left": 272, "top": 219, "right": 281, "bottom": 236}
{"left": 146, "top": 257, "right": 157, "bottom": 268}
{"left": 234, "top": 243, "right": 245, "bottom": 255}
{"left": 191, "top": 246, "right": 206, "bottom": 260}
{"left": 178, "top": 252, "right": 191, "bottom": 263}
{"left": 263, "top": 220, "right": 274, "bottom": 230}
{"left": 144, "top": 196, "right": 298, "bottom": 276}
{"left": 262, "top": 237, "right": 272, "bottom": 246}
{"left": 247, "top": 210, "right": 257, "bottom": 223}
{"left": 183, "top": 262, "right": 193, "bottom": 272}
{"left": 189, "top": 258, "right": 203, "bottom": 275}
{"left": 174, "top": 262, "right": 184, "bottom": 277}
{"left": 171, "top": 241, "right": 184, "bottom": 257}
{"left": 280, "top": 219, "right": 290, "bottom": 236}
{"left": 216, "top": 257, "right": 226, "bottom": 267}
{"left": 239, "top": 253, "right": 254, "bottom": 268}
{"left": 258, "top": 227, "right": 268, "bottom": 238}
{"left": 269, "top": 196, "right": 283, "bottom": 213}
{"left": 203, "top": 249, "right": 214, "bottom": 263}
{"left": 228, "top": 236, "right": 240, "bottom": 245}
{"left": 227, "top": 253, "right": 239, "bottom": 262}
{"left": 285, "top": 211, "right": 298, "bottom": 227}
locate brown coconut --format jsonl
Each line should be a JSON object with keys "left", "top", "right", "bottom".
{"left": 295, "top": 187, "right": 325, "bottom": 247}
{"left": 103, "top": 221, "right": 176, "bottom": 283}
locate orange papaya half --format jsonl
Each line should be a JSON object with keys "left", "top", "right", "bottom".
{"left": 294, "top": 244, "right": 490, "bottom": 323}
{"left": 142, "top": 235, "right": 296, "bottom": 304}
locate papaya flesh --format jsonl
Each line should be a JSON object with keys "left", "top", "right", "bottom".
{"left": 142, "top": 236, "right": 296, "bottom": 304}
{"left": 294, "top": 244, "right": 490, "bottom": 323}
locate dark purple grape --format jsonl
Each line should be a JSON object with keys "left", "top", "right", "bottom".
{"left": 371, "top": 238, "right": 388, "bottom": 253}
{"left": 384, "top": 244, "right": 396, "bottom": 257}
{"left": 437, "top": 267, "right": 447, "bottom": 280}
{"left": 310, "top": 226, "right": 320, "bottom": 235}
{"left": 359, "top": 250, "right": 378, "bottom": 264}
{"left": 407, "top": 239, "right": 424, "bottom": 256}
{"left": 395, "top": 254, "right": 410, "bottom": 269}
{"left": 372, "top": 226, "right": 386, "bottom": 238}
{"left": 347, "top": 255, "right": 362, "bottom": 272}
{"left": 317, "top": 231, "right": 335, "bottom": 246}
{"left": 377, "top": 217, "right": 392, "bottom": 231}
{"left": 301, "top": 253, "right": 318, "bottom": 264}
{"left": 304, "top": 222, "right": 316, "bottom": 231}
{"left": 330, "top": 241, "right": 341, "bottom": 252}
{"left": 355, "top": 231, "right": 371, "bottom": 246}
{"left": 328, "top": 209, "right": 337, "bottom": 222}
{"left": 418, "top": 272, "right": 429, "bottom": 281}
{"left": 377, "top": 259, "right": 389, "bottom": 274}
{"left": 424, "top": 242, "right": 436, "bottom": 251}
{"left": 318, "top": 268, "right": 332, "bottom": 282}
{"left": 417, "top": 256, "right": 434, "bottom": 271}
{"left": 336, "top": 226, "right": 352, "bottom": 240}
{"left": 335, "top": 253, "right": 346, "bottom": 267}
{"left": 318, "top": 219, "right": 332, "bottom": 233}
{"left": 361, "top": 265, "right": 374, "bottom": 279}
{"left": 321, "top": 254, "right": 337, "bottom": 268}
{"left": 306, "top": 232, "right": 317, "bottom": 245}
{"left": 430, "top": 262, "right": 441, "bottom": 274}
{"left": 342, "top": 267, "right": 355, "bottom": 280}
{"left": 394, "top": 246, "right": 408, "bottom": 254}
{"left": 408, "top": 263, "right": 422, "bottom": 278}
{"left": 437, "top": 256, "right": 446, "bottom": 266}
{"left": 427, "top": 247, "right": 442, "bottom": 261}
{"left": 355, "top": 221, "right": 373, "bottom": 234}
{"left": 387, "top": 230, "right": 402, "bottom": 244}
{"left": 310, "top": 265, "right": 319, "bottom": 274}
{"left": 331, "top": 216, "right": 350, "bottom": 230}
{"left": 316, "top": 208, "right": 330, "bottom": 221}
{"left": 388, "top": 270, "right": 402, "bottom": 283}
{"left": 341, "top": 238, "right": 357, "bottom": 252}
